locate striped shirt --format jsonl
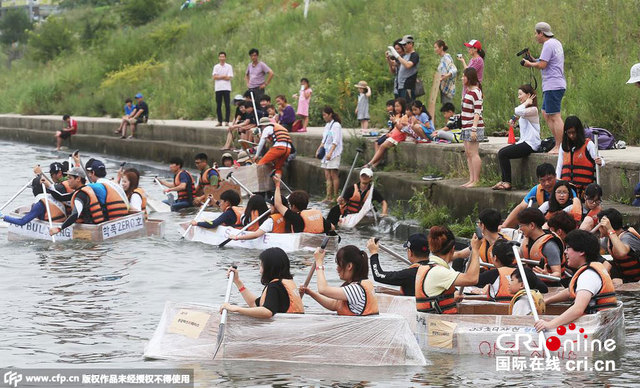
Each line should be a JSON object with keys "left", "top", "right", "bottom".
{"left": 342, "top": 283, "right": 366, "bottom": 315}
{"left": 461, "top": 88, "right": 484, "bottom": 129}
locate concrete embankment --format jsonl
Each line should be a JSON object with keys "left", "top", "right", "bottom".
{"left": 1, "top": 114, "right": 639, "bottom": 225}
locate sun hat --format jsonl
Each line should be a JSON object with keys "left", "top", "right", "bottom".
{"left": 627, "top": 63, "right": 640, "bottom": 84}
{"left": 464, "top": 39, "right": 482, "bottom": 50}
{"left": 237, "top": 151, "right": 250, "bottom": 164}
{"left": 233, "top": 94, "right": 244, "bottom": 102}
{"left": 221, "top": 153, "right": 233, "bottom": 160}
{"left": 258, "top": 117, "right": 272, "bottom": 126}
{"left": 399, "top": 35, "right": 414, "bottom": 45}
{"left": 535, "top": 22, "right": 554, "bottom": 37}
{"left": 354, "top": 80, "right": 369, "bottom": 89}
{"left": 360, "top": 167, "right": 373, "bottom": 177}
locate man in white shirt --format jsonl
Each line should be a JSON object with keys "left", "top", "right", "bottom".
{"left": 212, "top": 51, "right": 234, "bottom": 127}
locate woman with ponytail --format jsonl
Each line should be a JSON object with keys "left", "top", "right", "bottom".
{"left": 458, "top": 39, "right": 485, "bottom": 98}
{"left": 300, "top": 245, "right": 379, "bottom": 316}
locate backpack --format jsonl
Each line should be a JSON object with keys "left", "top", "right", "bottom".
{"left": 537, "top": 137, "right": 555, "bottom": 153}
{"left": 584, "top": 127, "right": 616, "bottom": 150}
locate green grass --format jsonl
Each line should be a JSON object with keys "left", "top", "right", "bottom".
{"left": 1, "top": 0, "right": 640, "bottom": 142}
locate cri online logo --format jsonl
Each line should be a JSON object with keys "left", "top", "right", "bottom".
{"left": 545, "top": 323, "right": 587, "bottom": 351}
{"left": 496, "top": 322, "right": 616, "bottom": 353}
{"left": 3, "top": 371, "right": 23, "bottom": 388}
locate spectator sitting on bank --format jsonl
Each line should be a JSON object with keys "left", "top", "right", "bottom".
{"left": 121, "top": 93, "right": 148, "bottom": 139}
{"left": 245, "top": 48, "right": 273, "bottom": 101}
{"left": 266, "top": 104, "right": 277, "bottom": 123}
{"left": 275, "top": 95, "right": 296, "bottom": 131}
{"left": 492, "top": 84, "right": 540, "bottom": 191}
{"left": 364, "top": 98, "right": 408, "bottom": 169}
{"left": 55, "top": 115, "right": 78, "bottom": 151}
{"left": 432, "top": 103, "right": 462, "bottom": 143}
{"left": 354, "top": 80, "right": 371, "bottom": 133}
{"left": 115, "top": 98, "right": 136, "bottom": 136}
{"left": 222, "top": 101, "right": 258, "bottom": 150}
{"left": 373, "top": 100, "right": 396, "bottom": 153}
{"left": 259, "top": 94, "right": 272, "bottom": 116}
{"left": 231, "top": 95, "right": 246, "bottom": 126}
{"left": 293, "top": 78, "right": 312, "bottom": 132}
{"left": 410, "top": 100, "right": 434, "bottom": 141}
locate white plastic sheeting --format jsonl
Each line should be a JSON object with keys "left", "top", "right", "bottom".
{"left": 338, "top": 183, "right": 375, "bottom": 229}
{"left": 144, "top": 301, "right": 426, "bottom": 366}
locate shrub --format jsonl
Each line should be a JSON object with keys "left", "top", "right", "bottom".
{"left": 27, "top": 17, "right": 74, "bottom": 62}
{"left": 120, "top": 0, "right": 167, "bottom": 27}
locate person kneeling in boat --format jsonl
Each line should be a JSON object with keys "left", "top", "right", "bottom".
{"left": 508, "top": 269, "right": 546, "bottom": 315}
{"left": 157, "top": 157, "right": 196, "bottom": 212}
{"left": 85, "top": 159, "right": 130, "bottom": 220}
{"left": 518, "top": 208, "right": 564, "bottom": 285}
{"left": 415, "top": 226, "right": 480, "bottom": 314}
{"left": 535, "top": 230, "right": 617, "bottom": 331}
{"left": 1, "top": 177, "right": 66, "bottom": 226}
{"left": 221, "top": 247, "right": 304, "bottom": 318}
{"left": 301, "top": 245, "right": 379, "bottom": 316}
{"left": 326, "top": 168, "right": 388, "bottom": 228}
{"left": 475, "top": 239, "right": 548, "bottom": 303}
{"left": 272, "top": 175, "right": 331, "bottom": 233}
{"left": 453, "top": 208, "right": 510, "bottom": 268}
{"left": 49, "top": 168, "right": 106, "bottom": 235}
{"left": 193, "top": 153, "right": 221, "bottom": 206}
{"left": 192, "top": 190, "right": 243, "bottom": 229}
{"left": 366, "top": 234, "right": 430, "bottom": 296}
{"left": 230, "top": 194, "right": 287, "bottom": 241}
{"left": 597, "top": 208, "right": 640, "bottom": 283}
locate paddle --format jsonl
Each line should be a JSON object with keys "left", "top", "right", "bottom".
{"left": 376, "top": 238, "right": 411, "bottom": 265}
{"left": 592, "top": 129, "right": 600, "bottom": 184}
{"left": 74, "top": 151, "right": 90, "bottom": 180}
{"left": 249, "top": 92, "right": 260, "bottom": 132}
{"left": 226, "top": 172, "right": 254, "bottom": 197}
{"left": 181, "top": 197, "right": 211, "bottom": 239}
{"left": 512, "top": 244, "right": 551, "bottom": 358}
{"left": 270, "top": 170, "right": 293, "bottom": 194}
{"left": 218, "top": 208, "right": 271, "bottom": 248}
{"left": 212, "top": 264, "right": 237, "bottom": 360}
{"left": 0, "top": 180, "right": 31, "bottom": 212}
{"left": 300, "top": 236, "right": 331, "bottom": 297}
{"left": 40, "top": 182, "right": 56, "bottom": 243}
{"left": 339, "top": 147, "right": 364, "bottom": 199}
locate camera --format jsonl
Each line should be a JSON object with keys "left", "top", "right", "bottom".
{"left": 516, "top": 47, "right": 534, "bottom": 66}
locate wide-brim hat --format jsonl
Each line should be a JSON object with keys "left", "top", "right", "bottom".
{"left": 237, "top": 150, "right": 250, "bottom": 163}
{"left": 258, "top": 117, "right": 272, "bottom": 126}
{"left": 627, "top": 63, "right": 640, "bottom": 84}
{"left": 354, "top": 80, "right": 368, "bottom": 89}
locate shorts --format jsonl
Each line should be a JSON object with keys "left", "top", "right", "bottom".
{"left": 388, "top": 128, "right": 407, "bottom": 143}
{"left": 461, "top": 127, "right": 485, "bottom": 142}
{"left": 136, "top": 116, "right": 148, "bottom": 124}
{"left": 542, "top": 89, "right": 565, "bottom": 114}
{"left": 321, "top": 155, "right": 341, "bottom": 169}
{"left": 59, "top": 130, "right": 72, "bottom": 139}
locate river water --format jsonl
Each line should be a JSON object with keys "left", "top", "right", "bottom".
{"left": 0, "top": 141, "right": 638, "bottom": 387}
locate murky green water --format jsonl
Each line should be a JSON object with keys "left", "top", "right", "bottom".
{"left": 0, "top": 142, "right": 638, "bottom": 387}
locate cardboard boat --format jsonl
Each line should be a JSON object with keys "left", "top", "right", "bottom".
{"left": 6, "top": 206, "right": 164, "bottom": 242}
{"left": 144, "top": 301, "right": 426, "bottom": 366}
{"left": 337, "top": 183, "right": 375, "bottom": 229}
{"left": 178, "top": 222, "right": 339, "bottom": 252}
{"left": 217, "top": 164, "right": 275, "bottom": 195}
{"left": 376, "top": 293, "right": 625, "bottom": 358}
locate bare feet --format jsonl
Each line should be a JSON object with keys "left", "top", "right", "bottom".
{"left": 466, "top": 181, "right": 479, "bottom": 188}
{"left": 460, "top": 181, "right": 473, "bottom": 187}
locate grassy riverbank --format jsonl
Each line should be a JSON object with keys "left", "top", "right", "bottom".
{"left": 1, "top": 0, "right": 639, "bottom": 141}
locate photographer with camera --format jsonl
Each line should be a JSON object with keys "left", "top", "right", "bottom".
{"left": 388, "top": 35, "right": 419, "bottom": 102}
{"left": 521, "top": 22, "right": 566, "bottom": 155}
{"left": 385, "top": 40, "right": 404, "bottom": 98}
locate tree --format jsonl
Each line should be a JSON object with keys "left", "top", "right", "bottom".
{"left": 120, "top": 0, "right": 167, "bottom": 27}
{"left": 27, "top": 17, "right": 74, "bottom": 62}
{"left": 0, "top": 8, "right": 32, "bottom": 45}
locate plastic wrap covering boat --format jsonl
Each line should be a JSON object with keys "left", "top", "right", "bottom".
{"left": 144, "top": 301, "right": 427, "bottom": 366}
{"left": 178, "top": 221, "right": 339, "bottom": 252}
{"left": 218, "top": 164, "right": 275, "bottom": 195}
{"left": 337, "top": 183, "right": 374, "bottom": 229}
{"left": 6, "top": 206, "right": 164, "bottom": 241}
{"left": 376, "top": 293, "right": 624, "bottom": 358}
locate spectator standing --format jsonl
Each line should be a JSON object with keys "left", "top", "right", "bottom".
{"left": 522, "top": 22, "right": 566, "bottom": 154}
{"left": 55, "top": 115, "right": 78, "bottom": 151}
{"left": 458, "top": 39, "right": 485, "bottom": 98}
{"left": 493, "top": 84, "right": 541, "bottom": 191}
{"left": 212, "top": 51, "right": 234, "bottom": 127}
{"left": 244, "top": 48, "right": 273, "bottom": 101}
{"left": 293, "top": 78, "right": 312, "bottom": 132}
{"left": 275, "top": 95, "right": 296, "bottom": 131}
{"left": 386, "top": 40, "right": 405, "bottom": 98}
{"left": 460, "top": 67, "right": 484, "bottom": 188}
{"left": 354, "top": 80, "right": 371, "bottom": 132}
{"left": 395, "top": 35, "right": 419, "bottom": 102}
{"left": 316, "top": 107, "right": 343, "bottom": 203}
{"left": 434, "top": 40, "right": 457, "bottom": 105}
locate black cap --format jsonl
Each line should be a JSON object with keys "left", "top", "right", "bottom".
{"left": 49, "top": 162, "right": 64, "bottom": 174}
{"left": 403, "top": 233, "right": 429, "bottom": 255}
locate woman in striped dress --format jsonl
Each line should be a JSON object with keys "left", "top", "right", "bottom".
{"left": 460, "top": 67, "right": 485, "bottom": 187}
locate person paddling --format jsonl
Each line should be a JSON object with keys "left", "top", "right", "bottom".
{"left": 453, "top": 208, "right": 510, "bottom": 267}
{"left": 220, "top": 247, "right": 304, "bottom": 319}
{"left": 367, "top": 234, "right": 430, "bottom": 296}
{"left": 535, "top": 230, "right": 617, "bottom": 331}
{"left": 326, "top": 168, "right": 388, "bottom": 228}
{"left": 192, "top": 190, "right": 242, "bottom": 229}
{"left": 300, "top": 245, "right": 379, "bottom": 316}
{"left": 272, "top": 175, "right": 330, "bottom": 234}
{"left": 230, "top": 194, "right": 287, "bottom": 241}
{"left": 517, "top": 208, "right": 564, "bottom": 285}
{"left": 1, "top": 177, "right": 66, "bottom": 226}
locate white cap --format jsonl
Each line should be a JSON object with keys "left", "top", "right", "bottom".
{"left": 627, "top": 63, "right": 640, "bottom": 84}
{"left": 360, "top": 168, "right": 374, "bottom": 177}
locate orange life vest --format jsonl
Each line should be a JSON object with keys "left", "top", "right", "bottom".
{"left": 36, "top": 194, "right": 66, "bottom": 222}
{"left": 103, "top": 183, "right": 128, "bottom": 220}
{"left": 583, "top": 207, "right": 600, "bottom": 225}
{"left": 335, "top": 279, "right": 379, "bottom": 316}
{"left": 299, "top": 209, "right": 324, "bottom": 234}
{"left": 270, "top": 213, "right": 286, "bottom": 233}
{"left": 71, "top": 186, "right": 105, "bottom": 224}
{"left": 561, "top": 139, "right": 596, "bottom": 191}
{"left": 608, "top": 228, "right": 640, "bottom": 282}
{"left": 522, "top": 231, "right": 565, "bottom": 283}
{"left": 415, "top": 264, "right": 458, "bottom": 314}
{"left": 569, "top": 262, "right": 617, "bottom": 314}
{"left": 344, "top": 183, "right": 371, "bottom": 214}
{"left": 132, "top": 187, "right": 147, "bottom": 218}
{"left": 545, "top": 205, "right": 582, "bottom": 224}
{"left": 259, "top": 279, "right": 305, "bottom": 314}
{"left": 60, "top": 180, "right": 74, "bottom": 212}
{"left": 271, "top": 123, "right": 292, "bottom": 145}
{"left": 197, "top": 166, "right": 220, "bottom": 194}
{"left": 244, "top": 210, "right": 261, "bottom": 232}
{"left": 479, "top": 233, "right": 510, "bottom": 265}
{"left": 174, "top": 170, "right": 196, "bottom": 202}
{"left": 229, "top": 206, "right": 245, "bottom": 227}
{"left": 488, "top": 267, "right": 516, "bottom": 303}
{"left": 534, "top": 184, "right": 546, "bottom": 206}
